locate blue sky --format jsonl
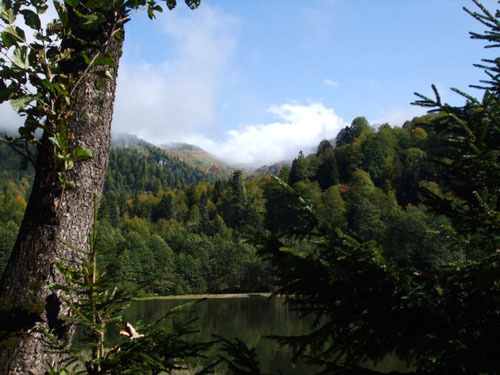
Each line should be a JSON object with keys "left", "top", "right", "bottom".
{"left": 112, "top": 0, "right": 497, "bottom": 166}
{"left": 1, "top": 0, "right": 498, "bottom": 166}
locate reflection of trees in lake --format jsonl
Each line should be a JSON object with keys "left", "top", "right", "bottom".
{"left": 118, "top": 296, "right": 313, "bottom": 374}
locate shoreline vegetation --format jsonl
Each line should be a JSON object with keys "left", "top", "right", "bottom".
{"left": 135, "top": 293, "right": 273, "bottom": 300}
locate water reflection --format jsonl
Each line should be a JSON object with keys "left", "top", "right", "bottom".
{"left": 119, "top": 296, "right": 313, "bottom": 374}
{"left": 76, "top": 296, "right": 409, "bottom": 374}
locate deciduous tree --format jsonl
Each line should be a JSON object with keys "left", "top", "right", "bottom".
{"left": 0, "top": 0, "right": 200, "bottom": 372}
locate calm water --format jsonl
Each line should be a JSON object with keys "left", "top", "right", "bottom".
{"left": 78, "top": 295, "right": 409, "bottom": 374}
{"left": 117, "top": 296, "right": 314, "bottom": 374}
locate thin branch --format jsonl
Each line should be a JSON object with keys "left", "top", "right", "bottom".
{"left": 116, "top": 4, "right": 148, "bottom": 24}
{"left": 0, "top": 137, "right": 34, "bottom": 167}
{"left": 68, "top": 22, "right": 121, "bottom": 99}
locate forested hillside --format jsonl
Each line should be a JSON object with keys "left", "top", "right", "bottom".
{"left": 1, "top": 114, "right": 458, "bottom": 294}
{"left": 2, "top": 0, "right": 498, "bottom": 372}
{"left": 159, "top": 142, "right": 235, "bottom": 177}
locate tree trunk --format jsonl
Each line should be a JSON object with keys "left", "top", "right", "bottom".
{"left": 0, "top": 22, "right": 124, "bottom": 374}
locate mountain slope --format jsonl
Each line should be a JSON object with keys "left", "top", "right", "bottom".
{"left": 159, "top": 142, "right": 235, "bottom": 177}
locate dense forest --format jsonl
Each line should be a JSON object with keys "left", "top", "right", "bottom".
{"left": 1, "top": 0, "right": 499, "bottom": 372}
{"left": 1, "top": 113, "right": 459, "bottom": 296}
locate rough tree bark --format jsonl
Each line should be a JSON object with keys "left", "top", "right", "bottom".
{"left": 0, "top": 19, "right": 124, "bottom": 374}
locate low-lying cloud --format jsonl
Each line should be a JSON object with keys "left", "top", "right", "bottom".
{"left": 192, "top": 102, "right": 346, "bottom": 167}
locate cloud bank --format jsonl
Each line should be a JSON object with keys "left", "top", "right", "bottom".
{"left": 113, "top": 5, "right": 239, "bottom": 141}
{"left": 192, "top": 102, "right": 346, "bottom": 167}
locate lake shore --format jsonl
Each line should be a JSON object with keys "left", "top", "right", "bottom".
{"left": 135, "top": 292, "right": 273, "bottom": 300}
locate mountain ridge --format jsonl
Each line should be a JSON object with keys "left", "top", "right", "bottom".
{"left": 158, "top": 141, "right": 236, "bottom": 176}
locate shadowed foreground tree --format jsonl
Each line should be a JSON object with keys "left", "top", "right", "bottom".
{"left": 0, "top": 0, "right": 200, "bottom": 373}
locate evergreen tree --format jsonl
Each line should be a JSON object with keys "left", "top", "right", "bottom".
{"left": 314, "top": 148, "right": 339, "bottom": 190}
{"left": 213, "top": 179, "right": 223, "bottom": 203}
{"left": 288, "top": 151, "right": 310, "bottom": 185}
{"left": 316, "top": 139, "right": 333, "bottom": 155}
{"left": 257, "top": 2, "right": 500, "bottom": 374}
{"left": 223, "top": 170, "right": 248, "bottom": 228}
{"left": 152, "top": 193, "right": 174, "bottom": 222}
{"left": 416, "top": 92, "right": 500, "bottom": 258}
{"left": 277, "top": 164, "right": 291, "bottom": 181}
{"left": 336, "top": 116, "right": 371, "bottom": 146}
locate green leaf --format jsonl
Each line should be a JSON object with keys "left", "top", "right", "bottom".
{"left": 48, "top": 136, "right": 61, "bottom": 149}
{"left": 80, "top": 52, "right": 90, "bottom": 65}
{"left": 42, "top": 79, "right": 55, "bottom": 92}
{"left": 42, "top": 79, "right": 68, "bottom": 96}
{"left": 54, "top": 1, "right": 68, "bottom": 28}
{"left": 0, "top": 3, "right": 15, "bottom": 24}
{"left": 94, "top": 56, "right": 117, "bottom": 68}
{"left": 64, "top": 0, "right": 80, "bottom": 7}
{"left": 4, "top": 26, "right": 26, "bottom": 44}
{"left": 0, "top": 80, "right": 13, "bottom": 102}
{"left": 166, "top": 0, "right": 177, "bottom": 10}
{"left": 20, "top": 9, "right": 41, "bottom": 30}
{"left": 79, "top": 12, "right": 106, "bottom": 29}
{"left": 37, "top": 3, "right": 49, "bottom": 15}
{"left": 65, "top": 158, "right": 74, "bottom": 170}
{"left": 1, "top": 30, "right": 18, "bottom": 47}
{"left": 45, "top": 283, "right": 58, "bottom": 290}
{"left": 10, "top": 96, "right": 35, "bottom": 110}
{"left": 2, "top": 26, "right": 26, "bottom": 47}
{"left": 185, "top": 0, "right": 200, "bottom": 10}
{"left": 42, "top": 80, "right": 70, "bottom": 98}
{"left": 12, "top": 46, "right": 30, "bottom": 69}
{"left": 147, "top": 6, "right": 155, "bottom": 19}
{"left": 53, "top": 83, "right": 68, "bottom": 96}
{"left": 73, "top": 147, "right": 93, "bottom": 160}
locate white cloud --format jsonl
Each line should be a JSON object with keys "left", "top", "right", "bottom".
{"left": 113, "top": 5, "right": 239, "bottom": 141}
{"left": 324, "top": 78, "right": 339, "bottom": 88}
{"left": 192, "top": 102, "right": 346, "bottom": 167}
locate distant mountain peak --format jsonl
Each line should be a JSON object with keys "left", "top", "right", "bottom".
{"left": 158, "top": 142, "right": 229, "bottom": 170}
{"left": 160, "top": 142, "right": 203, "bottom": 152}
{"left": 111, "top": 133, "right": 147, "bottom": 148}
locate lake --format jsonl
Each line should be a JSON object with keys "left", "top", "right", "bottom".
{"left": 115, "top": 295, "right": 314, "bottom": 374}
{"left": 82, "top": 294, "right": 410, "bottom": 374}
